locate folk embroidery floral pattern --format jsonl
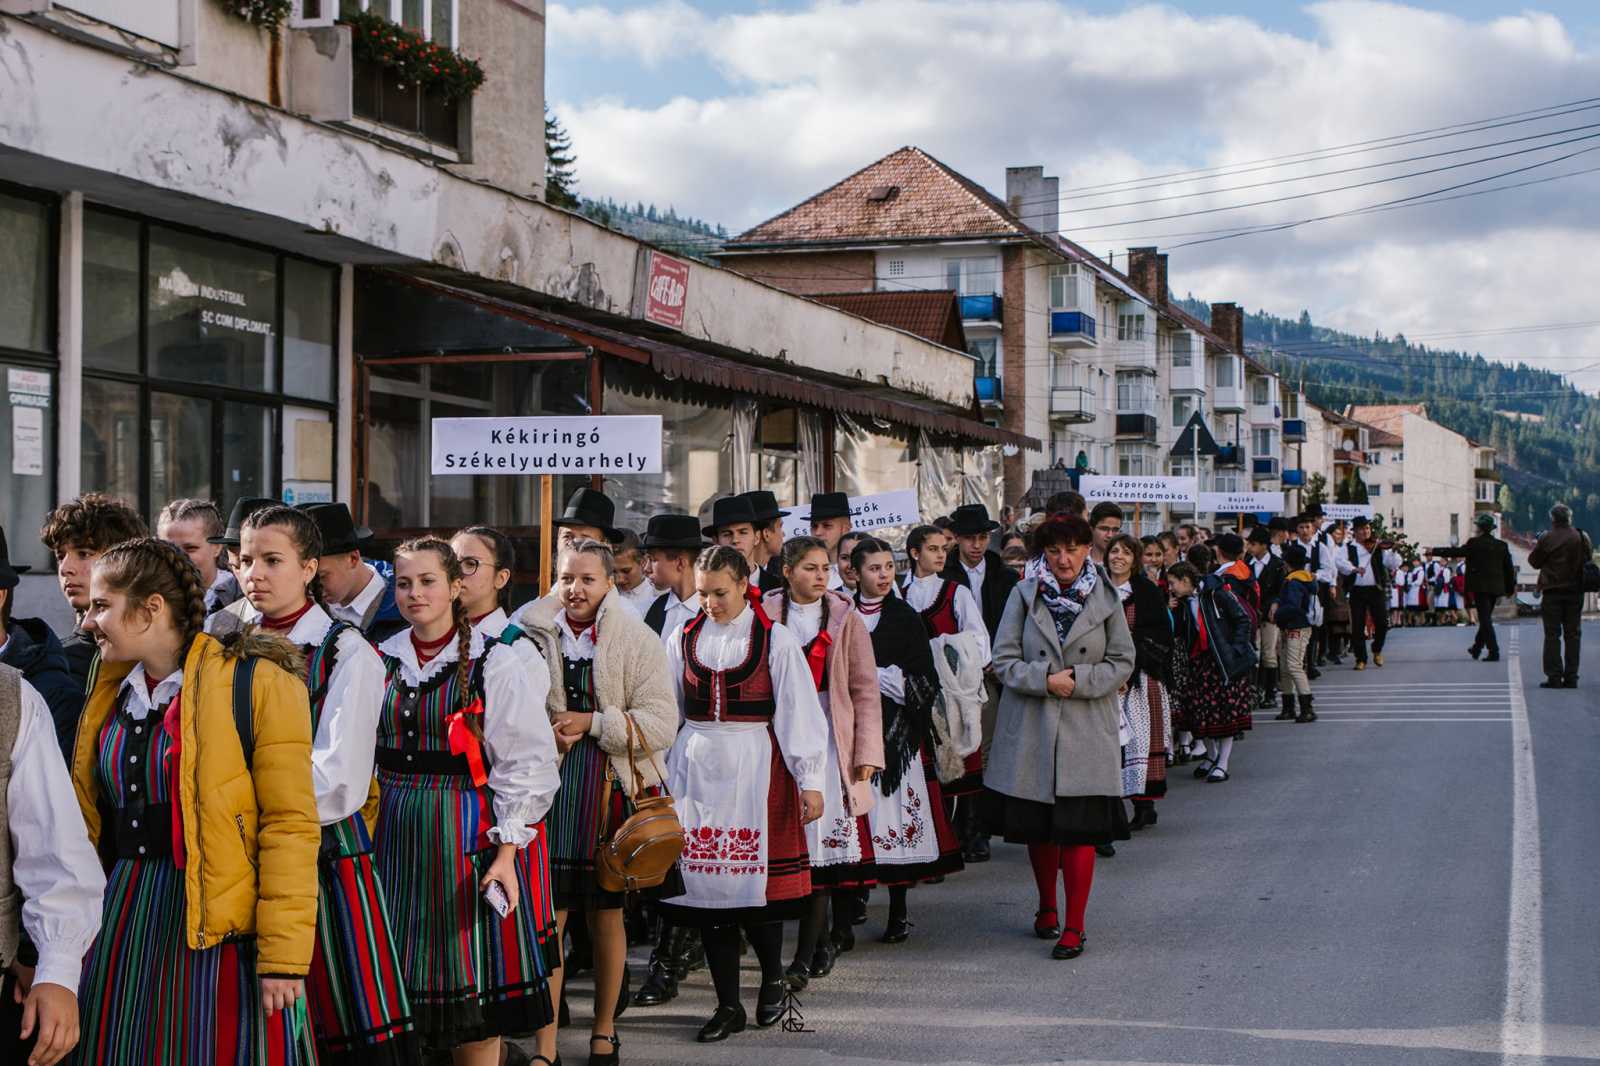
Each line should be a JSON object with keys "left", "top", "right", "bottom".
{"left": 872, "top": 783, "right": 927, "bottom": 853}
{"left": 681, "top": 825, "right": 764, "bottom": 875}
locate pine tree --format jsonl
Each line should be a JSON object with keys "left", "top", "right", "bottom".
{"left": 544, "top": 105, "right": 580, "bottom": 209}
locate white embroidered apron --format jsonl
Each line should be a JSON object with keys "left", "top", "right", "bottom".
{"left": 665, "top": 719, "right": 773, "bottom": 910}
{"left": 805, "top": 693, "right": 861, "bottom": 868}
{"left": 865, "top": 752, "right": 940, "bottom": 869}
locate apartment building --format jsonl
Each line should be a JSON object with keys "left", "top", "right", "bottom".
{"left": 1348, "top": 404, "right": 1497, "bottom": 547}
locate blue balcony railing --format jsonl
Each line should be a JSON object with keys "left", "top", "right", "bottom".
{"left": 1253, "top": 456, "right": 1281, "bottom": 477}
{"left": 1282, "top": 468, "right": 1305, "bottom": 487}
{"left": 975, "top": 375, "right": 1002, "bottom": 405}
{"left": 1049, "top": 310, "right": 1097, "bottom": 339}
{"left": 960, "top": 294, "right": 1002, "bottom": 321}
{"left": 1215, "top": 445, "right": 1243, "bottom": 468}
{"left": 1282, "top": 418, "right": 1307, "bottom": 443}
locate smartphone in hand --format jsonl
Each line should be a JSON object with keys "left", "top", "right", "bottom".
{"left": 483, "top": 878, "right": 512, "bottom": 919}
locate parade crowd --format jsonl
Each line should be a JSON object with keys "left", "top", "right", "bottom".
{"left": 0, "top": 483, "right": 1557, "bottom": 1066}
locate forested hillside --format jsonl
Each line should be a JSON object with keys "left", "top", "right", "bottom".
{"left": 1174, "top": 297, "right": 1600, "bottom": 533}
{"left": 579, "top": 198, "right": 727, "bottom": 261}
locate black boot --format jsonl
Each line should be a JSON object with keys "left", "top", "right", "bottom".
{"left": 1296, "top": 694, "right": 1316, "bottom": 723}
{"left": 1275, "top": 693, "right": 1297, "bottom": 721}
{"left": 632, "top": 926, "right": 679, "bottom": 1007}
{"left": 1129, "top": 799, "right": 1157, "bottom": 830}
{"left": 674, "top": 926, "right": 705, "bottom": 977}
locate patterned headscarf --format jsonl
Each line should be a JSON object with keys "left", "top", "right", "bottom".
{"left": 1036, "top": 559, "right": 1098, "bottom": 645}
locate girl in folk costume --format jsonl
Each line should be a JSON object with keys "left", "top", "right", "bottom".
{"left": 1167, "top": 553, "right": 1257, "bottom": 785}
{"left": 72, "top": 538, "right": 321, "bottom": 1064}
{"left": 451, "top": 526, "right": 518, "bottom": 645}
{"left": 660, "top": 547, "right": 829, "bottom": 1044}
{"left": 231, "top": 506, "right": 419, "bottom": 1065}
{"left": 1389, "top": 563, "right": 1405, "bottom": 629}
{"left": 760, "top": 536, "right": 884, "bottom": 987}
{"left": 852, "top": 538, "right": 964, "bottom": 947}
{"left": 1404, "top": 560, "right": 1428, "bottom": 624}
{"left": 518, "top": 539, "right": 681, "bottom": 1066}
{"left": 374, "top": 538, "right": 562, "bottom": 1065}
{"left": 1105, "top": 534, "right": 1173, "bottom": 831}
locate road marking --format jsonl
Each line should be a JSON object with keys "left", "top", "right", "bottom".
{"left": 1503, "top": 628, "right": 1545, "bottom": 1063}
{"left": 1254, "top": 717, "right": 1510, "bottom": 723}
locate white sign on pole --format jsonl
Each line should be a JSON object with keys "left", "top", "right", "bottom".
{"left": 1199, "top": 491, "right": 1284, "bottom": 513}
{"left": 431, "top": 416, "right": 663, "bottom": 476}
{"left": 1323, "top": 503, "right": 1375, "bottom": 521}
{"left": 781, "top": 489, "right": 921, "bottom": 540}
{"left": 1080, "top": 475, "right": 1197, "bottom": 505}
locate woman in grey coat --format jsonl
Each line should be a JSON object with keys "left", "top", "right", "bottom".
{"left": 982, "top": 514, "right": 1135, "bottom": 960}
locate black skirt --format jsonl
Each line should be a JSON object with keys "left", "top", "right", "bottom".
{"left": 979, "top": 789, "right": 1131, "bottom": 847}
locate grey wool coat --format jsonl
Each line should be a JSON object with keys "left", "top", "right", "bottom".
{"left": 986, "top": 576, "right": 1136, "bottom": 804}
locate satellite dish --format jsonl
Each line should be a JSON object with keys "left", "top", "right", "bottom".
{"left": 1342, "top": 436, "right": 1356, "bottom": 450}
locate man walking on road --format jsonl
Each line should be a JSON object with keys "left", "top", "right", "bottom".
{"left": 1432, "top": 512, "right": 1517, "bottom": 663}
{"left": 1343, "top": 516, "right": 1400, "bottom": 671}
{"left": 1528, "top": 503, "right": 1592, "bottom": 689}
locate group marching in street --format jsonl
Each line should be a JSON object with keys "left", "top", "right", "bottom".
{"left": 0, "top": 479, "right": 1532, "bottom": 1066}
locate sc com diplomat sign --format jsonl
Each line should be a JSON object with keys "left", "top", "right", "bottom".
{"left": 432, "top": 417, "right": 663, "bottom": 475}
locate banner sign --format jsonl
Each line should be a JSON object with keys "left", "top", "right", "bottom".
{"left": 781, "top": 489, "right": 921, "bottom": 540}
{"left": 1200, "top": 491, "right": 1284, "bottom": 513}
{"left": 643, "top": 252, "right": 690, "bottom": 330}
{"left": 1080, "top": 475, "right": 1197, "bottom": 505}
{"left": 1322, "top": 503, "right": 1375, "bottom": 521}
{"left": 431, "top": 416, "right": 663, "bottom": 475}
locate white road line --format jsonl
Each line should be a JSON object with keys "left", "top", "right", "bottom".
{"left": 1503, "top": 628, "right": 1545, "bottom": 1063}
{"left": 1254, "top": 717, "right": 1511, "bottom": 723}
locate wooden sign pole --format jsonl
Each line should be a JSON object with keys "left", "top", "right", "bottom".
{"left": 539, "top": 474, "right": 554, "bottom": 596}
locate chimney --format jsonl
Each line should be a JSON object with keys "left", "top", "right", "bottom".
{"left": 1005, "top": 166, "right": 1059, "bottom": 239}
{"left": 1211, "top": 301, "right": 1244, "bottom": 353}
{"left": 1127, "top": 247, "right": 1168, "bottom": 308}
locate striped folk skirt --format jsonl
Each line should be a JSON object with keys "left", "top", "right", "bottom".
{"left": 373, "top": 768, "right": 559, "bottom": 1047}
{"left": 306, "top": 815, "right": 418, "bottom": 1065}
{"left": 77, "top": 856, "right": 320, "bottom": 1066}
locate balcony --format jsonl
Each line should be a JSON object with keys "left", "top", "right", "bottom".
{"left": 1212, "top": 382, "right": 1246, "bottom": 413}
{"left": 1249, "top": 400, "right": 1278, "bottom": 425}
{"left": 1282, "top": 468, "right": 1305, "bottom": 487}
{"left": 352, "top": 56, "right": 467, "bottom": 151}
{"left": 1283, "top": 418, "right": 1307, "bottom": 443}
{"left": 1116, "top": 413, "right": 1158, "bottom": 441}
{"left": 1216, "top": 444, "right": 1244, "bottom": 468}
{"left": 975, "top": 376, "right": 1002, "bottom": 409}
{"left": 1253, "top": 456, "right": 1281, "bottom": 478}
{"left": 1049, "top": 386, "right": 1095, "bottom": 424}
{"left": 1475, "top": 499, "right": 1497, "bottom": 514}
{"left": 1333, "top": 447, "right": 1368, "bottom": 466}
{"left": 960, "top": 294, "right": 1003, "bottom": 322}
{"left": 1475, "top": 467, "right": 1500, "bottom": 481}
{"left": 1049, "top": 311, "right": 1097, "bottom": 349}
{"left": 1169, "top": 359, "right": 1206, "bottom": 393}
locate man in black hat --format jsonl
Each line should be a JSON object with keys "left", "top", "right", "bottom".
{"left": 807, "top": 492, "right": 855, "bottom": 591}
{"left": 553, "top": 487, "right": 625, "bottom": 551}
{"left": 1432, "top": 512, "right": 1517, "bottom": 663}
{"left": 0, "top": 525, "right": 84, "bottom": 761}
{"left": 703, "top": 495, "right": 760, "bottom": 567}
{"left": 1342, "top": 516, "right": 1400, "bottom": 670}
{"left": 304, "top": 502, "right": 407, "bottom": 643}
{"left": 1266, "top": 516, "right": 1291, "bottom": 556}
{"left": 38, "top": 493, "right": 148, "bottom": 695}
{"left": 738, "top": 490, "right": 790, "bottom": 594}
{"left": 638, "top": 513, "right": 705, "bottom": 641}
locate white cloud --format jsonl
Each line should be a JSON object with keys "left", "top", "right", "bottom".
{"left": 549, "top": 1, "right": 1600, "bottom": 381}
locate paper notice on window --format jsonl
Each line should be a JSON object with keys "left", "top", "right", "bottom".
{"left": 7, "top": 368, "right": 51, "bottom": 409}
{"left": 12, "top": 405, "right": 43, "bottom": 476}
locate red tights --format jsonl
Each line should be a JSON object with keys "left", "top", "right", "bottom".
{"left": 1028, "top": 843, "right": 1096, "bottom": 944}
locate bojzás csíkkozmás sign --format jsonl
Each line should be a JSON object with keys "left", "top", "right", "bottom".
{"left": 432, "top": 416, "right": 664, "bottom": 475}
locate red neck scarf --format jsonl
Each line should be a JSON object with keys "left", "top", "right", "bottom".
{"left": 564, "top": 614, "right": 598, "bottom": 643}
{"left": 411, "top": 628, "right": 456, "bottom": 666}
{"left": 260, "top": 599, "right": 314, "bottom": 632}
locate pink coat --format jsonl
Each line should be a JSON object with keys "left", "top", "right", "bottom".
{"left": 764, "top": 588, "right": 885, "bottom": 815}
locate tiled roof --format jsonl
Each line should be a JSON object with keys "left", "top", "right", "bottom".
{"left": 810, "top": 290, "right": 967, "bottom": 350}
{"left": 1346, "top": 404, "right": 1427, "bottom": 441}
{"left": 729, "top": 147, "right": 1028, "bottom": 247}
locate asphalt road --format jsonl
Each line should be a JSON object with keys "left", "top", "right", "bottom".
{"left": 532, "top": 620, "right": 1600, "bottom": 1065}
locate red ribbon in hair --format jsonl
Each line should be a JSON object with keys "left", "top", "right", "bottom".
{"left": 805, "top": 630, "right": 833, "bottom": 691}
{"left": 447, "top": 696, "right": 490, "bottom": 788}
{"left": 161, "top": 695, "right": 187, "bottom": 869}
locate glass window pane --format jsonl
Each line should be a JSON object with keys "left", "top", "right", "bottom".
{"left": 83, "top": 209, "right": 141, "bottom": 373}
{"left": 222, "top": 401, "right": 274, "bottom": 515}
{"left": 431, "top": 0, "right": 451, "bottom": 42}
{"left": 600, "top": 359, "right": 731, "bottom": 530}
{"left": 0, "top": 193, "right": 51, "bottom": 353}
{"left": 283, "top": 406, "right": 334, "bottom": 506}
{"left": 149, "top": 392, "right": 212, "bottom": 516}
{"left": 283, "top": 258, "right": 336, "bottom": 401}
{"left": 147, "top": 227, "right": 276, "bottom": 390}
{"left": 82, "top": 377, "right": 141, "bottom": 510}
{"left": 0, "top": 366, "right": 55, "bottom": 570}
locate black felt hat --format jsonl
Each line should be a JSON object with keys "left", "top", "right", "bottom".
{"left": 642, "top": 513, "right": 706, "bottom": 550}
{"left": 552, "top": 487, "right": 624, "bottom": 544}
{"left": 703, "top": 495, "right": 759, "bottom": 537}
{"left": 302, "top": 502, "right": 373, "bottom": 556}
{"left": 807, "top": 492, "right": 856, "bottom": 522}
{"left": 949, "top": 503, "right": 1001, "bottom": 535}
{"left": 0, "top": 526, "right": 31, "bottom": 589}
{"left": 209, "top": 496, "right": 279, "bottom": 547}
{"left": 738, "top": 490, "right": 790, "bottom": 525}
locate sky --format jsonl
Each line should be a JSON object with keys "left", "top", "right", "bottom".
{"left": 546, "top": 2, "right": 1600, "bottom": 388}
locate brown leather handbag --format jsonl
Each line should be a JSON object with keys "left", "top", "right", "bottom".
{"left": 595, "top": 714, "right": 684, "bottom": 893}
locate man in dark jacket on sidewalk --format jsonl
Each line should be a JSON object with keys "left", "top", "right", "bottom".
{"left": 1433, "top": 512, "right": 1518, "bottom": 663}
{"left": 1528, "top": 503, "right": 1592, "bottom": 689}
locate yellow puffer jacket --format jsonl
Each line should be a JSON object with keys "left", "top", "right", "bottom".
{"left": 72, "top": 630, "right": 320, "bottom": 976}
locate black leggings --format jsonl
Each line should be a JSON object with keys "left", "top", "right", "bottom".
{"left": 703, "top": 921, "right": 784, "bottom": 1009}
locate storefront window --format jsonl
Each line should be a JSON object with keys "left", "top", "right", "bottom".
{"left": 0, "top": 192, "right": 51, "bottom": 354}
{"left": 149, "top": 392, "right": 212, "bottom": 508}
{"left": 835, "top": 413, "right": 917, "bottom": 498}
{"left": 81, "top": 377, "right": 140, "bottom": 510}
{"left": 83, "top": 209, "right": 140, "bottom": 373}
{"left": 222, "top": 401, "right": 275, "bottom": 513}
{"left": 602, "top": 360, "right": 734, "bottom": 529}
{"left": 283, "top": 259, "right": 337, "bottom": 402}
{"left": 147, "top": 226, "right": 276, "bottom": 390}
{"left": 0, "top": 365, "right": 56, "bottom": 570}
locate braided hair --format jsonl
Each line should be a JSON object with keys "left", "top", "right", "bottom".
{"left": 394, "top": 537, "right": 475, "bottom": 717}
{"left": 695, "top": 544, "right": 750, "bottom": 582}
{"left": 95, "top": 537, "right": 208, "bottom": 652}
{"left": 243, "top": 505, "right": 328, "bottom": 608}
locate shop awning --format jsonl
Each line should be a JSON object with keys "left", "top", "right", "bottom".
{"left": 385, "top": 272, "right": 1039, "bottom": 451}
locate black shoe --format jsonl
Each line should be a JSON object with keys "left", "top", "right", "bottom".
{"left": 1095, "top": 843, "right": 1116, "bottom": 858}
{"left": 1469, "top": 645, "right": 1481, "bottom": 660}
{"left": 696, "top": 1004, "right": 747, "bottom": 1043}
{"left": 755, "top": 980, "right": 788, "bottom": 1028}
{"left": 1034, "top": 908, "right": 1060, "bottom": 939}
{"left": 963, "top": 834, "right": 991, "bottom": 863}
{"left": 1050, "top": 928, "right": 1087, "bottom": 960}
{"left": 1129, "top": 802, "right": 1157, "bottom": 830}
{"left": 1306, "top": 664, "right": 1322, "bottom": 680}
{"left": 881, "top": 917, "right": 912, "bottom": 944}
{"left": 830, "top": 927, "right": 855, "bottom": 954}
{"left": 1565, "top": 677, "right": 1579, "bottom": 689}
{"left": 612, "top": 963, "right": 630, "bottom": 1021}
{"left": 1275, "top": 695, "right": 1297, "bottom": 721}
{"left": 1539, "top": 679, "right": 1565, "bottom": 689}
{"left": 784, "top": 959, "right": 811, "bottom": 992}
{"left": 587, "top": 1034, "right": 620, "bottom": 1066}
{"left": 1483, "top": 654, "right": 1500, "bottom": 662}
{"left": 850, "top": 891, "right": 869, "bottom": 926}
{"left": 808, "top": 936, "right": 837, "bottom": 978}
{"left": 631, "top": 959, "right": 678, "bottom": 1007}
{"left": 1296, "top": 694, "right": 1316, "bottom": 724}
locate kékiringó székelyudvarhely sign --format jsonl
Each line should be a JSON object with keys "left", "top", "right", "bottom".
{"left": 432, "top": 416, "right": 664, "bottom": 475}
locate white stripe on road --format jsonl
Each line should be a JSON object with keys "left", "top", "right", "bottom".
{"left": 1254, "top": 717, "right": 1510, "bottom": 723}
{"left": 1502, "top": 628, "right": 1545, "bottom": 1063}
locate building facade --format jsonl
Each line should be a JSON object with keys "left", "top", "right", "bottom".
{"left": 1348, "top": 404, "right": 1495, "bottom": 548}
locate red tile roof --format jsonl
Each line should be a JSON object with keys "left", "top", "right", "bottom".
{"left": 1346, "top": 404, "right": 1427, "bottom": 441}
{"left": 729, "top": 147, "right": 1028, "bottom": 247}
{"left": 810, "top": 290, "right": 968, "bottom": 350}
